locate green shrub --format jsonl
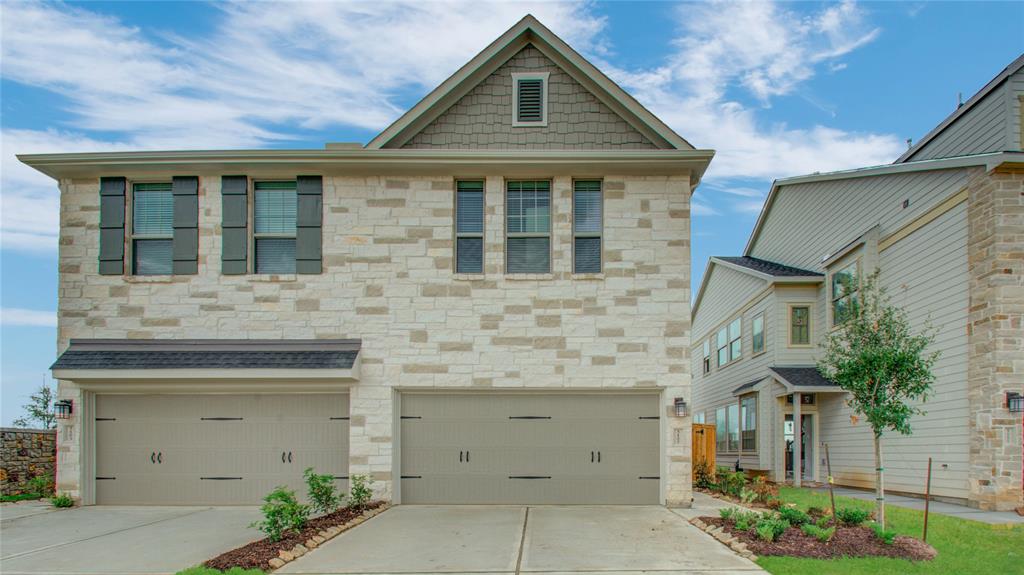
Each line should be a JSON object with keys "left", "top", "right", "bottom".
{"left": 738, "top": 487, "right": 757, "bottom": 505}
{"left": 51, "top": 493, "right": 74, "bottom": 508}
{"left": 347, "top": 474, "right": 372, "bottom": 509}
{"left": 27, "top": 474, "right": 54, "bottom": 497}
{"left": 815, "top": 515, "right": 832, "bottom": 529}
{"left": 836, "top": 507, "right": 871, "bottom": 526}
{"left": 719, "top": 507, "right": 735, "bottom": 520}
{"left": 765, "top": 497, "right": 782, "bottom": 510}
{"left": 733, "top": 510, "right": 760, "bottom": 531}
{"left": 249, "top": 486, "right": 310, "bottom": 542}
{"left": 777, "top": 505, "right": 811, "bottom": 526}
{"left": 800, "top": 523, "right": 836, "bottom": 542}
{"left": 718, "top": 470, "right": 746, "bottom": 497}
{"left": 754, "top": 516, "right": 790, "bottom": 542}
{"left": 870, "top": 522, "right": 898, "bottom": 545}
{"left": 750, "top": 476, "right": 778, "bottom": 504}
{"left": 304, "top": 467, "right": 341, "bottom": 515}
{"left": 694, "top": 459, "right": 716, "bottom": 489}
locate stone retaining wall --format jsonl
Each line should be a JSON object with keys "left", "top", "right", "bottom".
{"left": 1, "top": 427, "right": 57, "bottom": 496}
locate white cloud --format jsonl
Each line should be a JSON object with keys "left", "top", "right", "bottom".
{"left": 0, "top": 308, "right": 58, "bottom": 328}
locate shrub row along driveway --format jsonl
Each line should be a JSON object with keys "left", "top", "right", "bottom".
{"left": 0, "top": 503, "right": 262, "bottom": 574}
{"left": 279, "top": 505, "right": 765, "bottom": 574}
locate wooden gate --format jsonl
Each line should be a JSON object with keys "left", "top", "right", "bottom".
{"left": 692, "top": 423, "right": 717, "bottom": 476}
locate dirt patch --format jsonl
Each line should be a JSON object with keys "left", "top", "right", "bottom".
{"left": 205, "top": 502, "right": 384, "bottom": 571}
{"left": 702, "top": 516, "right": 937, "bottom": 561}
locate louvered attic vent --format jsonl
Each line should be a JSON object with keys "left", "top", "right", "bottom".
{"left": 513, "top": 73, "right": 547, "bottom": 126}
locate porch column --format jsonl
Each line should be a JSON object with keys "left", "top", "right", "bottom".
{"left": 792, "top": 392, "right": 802, "bottom": 487}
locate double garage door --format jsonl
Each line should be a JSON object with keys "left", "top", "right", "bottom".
{"left": 400, "top": 393, "right": 661, "bottom": 504}
{"left": 94, "top": 394, "right": 349, "bottom": 505}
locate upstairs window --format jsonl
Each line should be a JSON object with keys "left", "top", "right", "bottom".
{"left": 752, "top": 313, "right": 765, "bottom": 355}
{"left": 573, "top": 180, "right": 602, "bottom": 273}
{"left": 702, "top": 340, "right": 711, "bottom": 374}
{"left": 716, "top": 326, "right": 729, "bottom": 367}
{"left": 132, "top": 182, "right": 174, "bottom": 275}
{"left": 728, "top": 318, "right": 742, "bottom": 361}
{"left": 512, "top": 72, "right": 548, "bottom": 126}
{"left": 790, "top": 305, "right": 811, "bottom": 346}
{"left": 831, "top": 261, "right": 860, "bottom": 325}
{"left": 254, "top": 181, "right": 297, "bottom": 274}
{"left": 455, "top": 181, "right": 485, "bottom": 274}
{"left": 506, "top": 180, "right": 551, "bottom": 274}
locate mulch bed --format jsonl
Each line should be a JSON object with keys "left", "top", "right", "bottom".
{"left": 205, "top": 502, "right": 385, "bottom": 571}
{"left": 702, "top": 516, "right": 937, "bottom": 561}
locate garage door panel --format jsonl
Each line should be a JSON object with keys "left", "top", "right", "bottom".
{"left": 95, "top": 393, "right": 348, "bottom": 505}
{"left": 400, "top": 393, "right": 661, "bottom": 504}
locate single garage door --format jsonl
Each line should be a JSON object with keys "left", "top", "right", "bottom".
{"left": 400, "top": 393, "right": 660, "bottom": 504}
{"left": 95, "top": 393, "right": 348, "bottom": 505}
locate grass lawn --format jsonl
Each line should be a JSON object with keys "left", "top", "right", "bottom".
{"left": 0, "top": 493, "right": 43, "bottom": 503}
{"left": 754, "top": 487, "right": 1023, "bottom": 575}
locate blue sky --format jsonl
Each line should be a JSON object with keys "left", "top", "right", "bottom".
{"left": 1, "top": 1, "right": 1021, "bottom": 425}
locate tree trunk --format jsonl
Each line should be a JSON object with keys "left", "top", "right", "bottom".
{"left": 874, "top": 433, "right": 885, "bottom": 527}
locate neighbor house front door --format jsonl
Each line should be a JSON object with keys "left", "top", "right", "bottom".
{"left": 784, "top": 413, "right": 814, "bottom": 481}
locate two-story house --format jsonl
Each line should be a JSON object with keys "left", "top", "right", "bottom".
{"left": 691, "top": 54, "right": 1024, "bottom": 511}
{"left": 19, "top": 16, "right": 714, "bottom": 507}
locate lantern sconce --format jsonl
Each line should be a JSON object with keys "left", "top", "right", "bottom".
{"left": 1007, "top": 392, "right": 1023, "bottom": 414}
{"left": 54, "top": 399, "right": 73, "bottom": 420}
{"left": 673, "top": 397, "right": 688, "bottom": 418}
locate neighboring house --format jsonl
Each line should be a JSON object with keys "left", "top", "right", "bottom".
{"left": 19, "top": 16, "right": 713, "bottom": 507}
{"left": 691, "top": 54, "right": 1024, "bottom": 511}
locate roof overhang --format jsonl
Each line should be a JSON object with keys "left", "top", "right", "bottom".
{"left": 769, "top": 367, "right": 842, "bottom": 395}
{"left": 743, "top": 151, "right": 1024, "bottom": 256}
{"left": 51, "top": 339, "right": 361, "bottom": 387}
{"left": 691, "top": 257, "right": 822, "bottom": 320}
{"left": 19, "top": 149, "right": 714, "bottom": 188}
{"left": 367, "top": 15, "right": 695, "bottom": 151}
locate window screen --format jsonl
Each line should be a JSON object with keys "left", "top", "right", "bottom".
{"left": 254, "top": 181, "right": 297, "bottom": 274}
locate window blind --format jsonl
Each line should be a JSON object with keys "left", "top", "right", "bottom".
{"left": 256, "top": 238, "right": 296, "bottom": 274}
{"left": 573, "top": 181, "right": 602, "bottom": 273}
{"left": 506, "top": 181, "right": 550, "bottom": 274}
{"left": 134, "top": 239, "right": 173, "bottom": 275}
{"left": 456, "top": 181, "right": 484, "bottom": 273}
{"left": 255, "top": 181, "right": 297, "bottom": 274}
{"left": 132, "top": 183, "right": 174, "bottom": 235}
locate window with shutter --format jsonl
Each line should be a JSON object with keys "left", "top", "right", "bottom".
{"left": 455, "top": 181, "right": 485, "bottom": 274}
{"left": 512, "top": 73, "right": 548, "bottom": 126}
{"left": 506, "top": 180, "right": 551, "bottom": 274}
{"left": 254, "top": 181, "right": 297, "bottom": 274}
{"left": 131, "top": 182, "right": 174, "bottom": 275}
{"left": 573, "top": 180, "right": 602, "bottom": 273}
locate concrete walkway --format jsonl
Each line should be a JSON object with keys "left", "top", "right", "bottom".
{"left": 811, "top": 486, "right": 1024, "bottom": 526}
{"left": 280, "top": 504, "right": 766, "bottom": 575}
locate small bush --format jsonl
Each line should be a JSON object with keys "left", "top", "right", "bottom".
{"left": 51, "top": 493, "right": 74, "bottom": 508}
{"left": 806, "top": 505, "right": 824, "bottom": 518}
{"left": 693, "top": 459, "right": 716, "bottom": 489}
{"left": 733, "top": 510, "right": 760, "bottom": 531}
{"left": 765, "top": 498, "right": 782, "bottom": 510}
{"left": 749, "top": 476, "right": 778, "bottom": 504}
{"left": 836, "top": 507, "right": 871, "bottom": 526}
{"left": 800, "top": 523, "right": 836, "bottom": 542}
{"left": 249, "top": 486, "right": 310, "bottom": 542}
{"left": 754, "top": 516, "right": 790, "bottom": 542}
{"left": 870, "top": 522, "right": 898, "bottom": 545}
{"left": 777, "top": 505, "right": 811, "bottom": 526}
{"left": 27, "top": 474, "right": 54, "bottom": 497}
{"left": 815, "top": 515, "right": 832, "bottom": 529}
{"left": 738, "top": 487, "right": 758, "bottom": 505}
{"left": 304, "top": 467, "right": 341, "bottom": 515}
{"left": 719, "top": 507, "right": 735, "bottom": 520}
{"left": 718, "top": 470, "right": 746, "bottom": 497}
{"left": 347, "top": 474, "right": 372, "bottom": 509}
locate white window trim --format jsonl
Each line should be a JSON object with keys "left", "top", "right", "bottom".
{"left": 828, "top": 255, "right": 862, "bottom": 331}
{"left": 504, "top": 179, "right": 553, "bottom": 275}
{"left": 454, "top": 179, "right": 486, "bottom": 275}
{"left": 740, "top": 393, "right": 758, "bottom": 452}
{"left": 571, "top": 179, "right": 603, "bottom": 274}
{"left": 511, "top": 72, "right": 549, "bottom": 127}
{"left": 252, "top": 179, "right": 298, "bottom": 275}
{"left": 787, "top": 303, "right": 814, "bottom": 348}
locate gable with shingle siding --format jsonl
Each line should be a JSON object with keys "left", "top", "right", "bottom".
{"left": 403, "top": 45, "right": 657, "bottom": 149}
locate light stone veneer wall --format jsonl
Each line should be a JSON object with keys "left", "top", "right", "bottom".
{"left": 54, "top": 173, "right": 694, "bottom": 506}
{"left": 967, "top": 167, "right": 1024, "bottom": 511}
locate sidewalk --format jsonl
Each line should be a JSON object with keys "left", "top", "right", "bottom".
{"left": 812, "top": 486, "right": 1024, "bottom": 526}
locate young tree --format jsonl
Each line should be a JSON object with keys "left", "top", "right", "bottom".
{"left": 13, "top": 384, "right": 57, "bottom": 429}
{"left": 818, "top": 272, "right": 938, "bottom": 527}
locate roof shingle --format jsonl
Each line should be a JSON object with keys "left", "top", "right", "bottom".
{"left": 770, "top": 367, "right": 837, "bottom": 388}
{"left": 715, "top": 256, "right": 822, "bottom": 278}
{"left": 51, "top": 339, "right": 359, "bottom": 370}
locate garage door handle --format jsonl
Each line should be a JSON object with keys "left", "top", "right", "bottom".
{"left": 288, "top": 451, "right": 292, "bottom": 463}
{"left": 282, "top": 451, "right": 286, "bottom": 463}
{"left": 591, "top": 451, "right": 594, "bottom": 463}
{"left": 509, "top": 476, "right": 551, "bottom": 479}
{"left": 598, "top": 451, "right": 601, "bottom": 463}
{"left": 459, "top": 451, "right": 463, "bottom": 462}
{"left": 466, "top": 451, "right": 469, "bottom": 462}
{"left": 157, "top": 452, "right": 162, "bottom": 464}
{"left": 151, "top": 452, "right": 156, "bottom": 464}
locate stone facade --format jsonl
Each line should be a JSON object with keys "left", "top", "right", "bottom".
{"left": 967, "top": 166, "right": 1024, "bottom": 511}
{"left": 403, "top": 46, "right": 657, "bottom": 150}
{"left": 54, "top": 173, "right": 694, "bottom": 506}
{"left": 1, "top": 428, "right": 57, "bottom": 496}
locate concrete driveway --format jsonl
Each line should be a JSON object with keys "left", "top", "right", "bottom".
{"left": 280, "top": 505, "right": 765, "bottom": 575}
{"left": 0, "top": 503, "right": 262, "bottom": 574}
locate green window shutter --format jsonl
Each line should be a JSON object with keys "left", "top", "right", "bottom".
{"left": 221, "top": 176, "right": 248, "bottom": 275}
{"left": 99, "top": 177, "right": 126, "bottom": 275}
{"left": 295, "top": 175, "right": 323, "bottom": 274}
{"left": 172, "top": 176, "right": 199, "bottom": 275}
